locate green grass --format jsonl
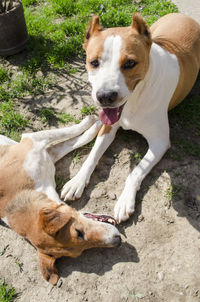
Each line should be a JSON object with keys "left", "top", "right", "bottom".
{"left": 0, "top": 280, "right": 17, "bottom": 302}
{"left": 39, "top": 107, "right": 80, "bottom": 125}
{"left": 58, "top": 112, "right": 80, "bottom": 124}
{"left": 0, "top": 101, "right": 29, "bottom": 141}
{"left": 72, "top": 150, "right": 82, "bottom": 164}
{"left": 55, "top": 175, "right": 67, "bottom": 191}
{"left": 0, "top": 0, "right": 178, "bottom": 140}
{"left": 40, "top": 107, "right": 57, "bottom": 124}
{"left": 81, "top": 106, "right": 97, "bottom": 116}
{"left": 0, "top": 67, "right": 9, "bottom": 84}
{"left": 21, "top": 0, "right": 177, "bottom": 71}
{"left": 165, "top": 184, "right": 181, "bottom": 201}
{"left": 131, "top": 152, "right": 142, "bottom": 163}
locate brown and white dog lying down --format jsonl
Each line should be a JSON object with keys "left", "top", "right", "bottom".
{"left": 0, "top": 116, "right": 121, "bottom": 285}
{"left": 61, "top": 13, "right": 200, "bottom": 223}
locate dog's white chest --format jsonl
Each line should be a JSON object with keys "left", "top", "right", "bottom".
{"left": 119, "top": 43, "right": 180, "bottom": 135}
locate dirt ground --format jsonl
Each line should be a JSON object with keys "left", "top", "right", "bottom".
{"left": 0, "top": 59, "right": 200, "bottom": 302}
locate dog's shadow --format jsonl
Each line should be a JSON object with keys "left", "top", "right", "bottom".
{"left": 57, "top": 241, "right": 139, "bottom": 278}
{"left": 59, "top": 74, "right": 200, "bottom": 236}
{"left": 55, "top": 74, "right": 200, "bottom": 279}
{"left": 126, "top": 74, "right": 200, "bottom": 232}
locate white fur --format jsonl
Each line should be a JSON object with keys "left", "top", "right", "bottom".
{"left": 62, "top": 42, "right": 180, "bottom": 223}
{"left": 0, "top": 135, "right": 17, "bottom": 146}
{"left": 61, "top": 123, "right": 118, "bottom": 200}
{"left": 88, "top": 35, "right": 130, "bottom": 106}
{"left": 1, "top": 117, "right": 120, "bottom": 246}
{"left": 20, "top": 116, "right": 99, "bottom": 204}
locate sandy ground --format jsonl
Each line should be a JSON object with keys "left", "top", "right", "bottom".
{"left": 171, "top": 0, "right": 200, "bottom": 22}
{"left": 1, "top": 7, "right": 200, "bottom": 302}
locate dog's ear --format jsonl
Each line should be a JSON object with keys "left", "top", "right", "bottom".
{"left": 39, "top": 207, "right": 71, "bottom": 236}
{"left": 83, "top": 14, "right": 101, "bottom": 50}
{"left": 132, "top": 13, "right": 151, "bottom": 45}
{"left": 37, "top": 251, "right": 59, "bottom": 285}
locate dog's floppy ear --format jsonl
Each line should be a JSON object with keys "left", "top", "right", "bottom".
{"left": 39, "top": 207, "right": 71, "bottom": 236}
{"left": 37, "top": 251, "right": 59, "bottom": 285}
{"left": 132, "top": 13, "right": 151, "bottom": 45}
{"left": 83, "top": 14, "right": 101, "bottom": 50}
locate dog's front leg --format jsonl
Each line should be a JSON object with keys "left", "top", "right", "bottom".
{"left": 61, "top": 124, "right": 119, "bottom": 201}
{"left": 114, "top": 138, "right": 170, "bottom": 223}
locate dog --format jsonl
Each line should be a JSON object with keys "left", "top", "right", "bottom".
{"left": 0, "top": 116, "right": 121, "bottom": 285}
{"left": 61, "top": 13, "right": 200, "bottom": 223}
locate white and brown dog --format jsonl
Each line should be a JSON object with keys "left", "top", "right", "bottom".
{"left": 0, "top": 116, "right": 121, "bottom": 285}
{"left": 61, "top": 13, "right": 200, "bottom": 223}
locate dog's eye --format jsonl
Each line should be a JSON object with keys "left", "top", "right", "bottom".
{"left": 122, "top": 59, "right": 137, "bottom": 70}
{"left": 76, "top": 229, "right": 85, "bottom": 240}
{"left": 90, "top": 59, "right": 99, "bottom": 68}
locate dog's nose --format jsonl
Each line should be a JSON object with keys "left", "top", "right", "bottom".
{"left": 96, "top": 90, "right": 118, "bottom": 106}
{"left": 112, "top": 235, "right": 121, "bottom": 247}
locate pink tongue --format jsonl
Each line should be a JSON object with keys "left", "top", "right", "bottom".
{"left": 99, "top": 108, "right": 119, "bottom": 125}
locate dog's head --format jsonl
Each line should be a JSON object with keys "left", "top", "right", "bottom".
{"left": 83, "top": 13, "right": 152, "bottom": 125}
{"left": 29, "top": 204, "right": 121, "bottom": 285}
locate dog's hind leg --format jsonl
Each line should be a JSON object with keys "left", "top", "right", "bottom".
{"left": 61, "top": 123, "right": 119, "bottom": 201}
{"left": 48, "top": 120, "right": 102, "bottom": 163}
{"left": 22, "top": 115, "right": 97, "bottom": 147}
{"left": 0, "top": 135, "right": 17, "bottom": 146}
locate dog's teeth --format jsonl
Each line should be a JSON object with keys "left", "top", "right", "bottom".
{"left": 108, "top": 218, "right": 114, "bottom": 224}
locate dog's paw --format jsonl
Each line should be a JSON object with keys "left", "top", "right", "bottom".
{"left": 61, "top": 174, "right": 88, "bottom": 201}
{"left": 114, "top": 191, "right": 136, "bottom": 223}
{"left": 81, "top": 114, "right": 98, "bottom": 126}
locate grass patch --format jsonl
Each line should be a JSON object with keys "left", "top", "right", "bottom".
{"left": 72, "top": 150, "right": 82, "bottom": 164}
{"left": 131, "top": 152, "right": 142, "bottom": 163}
{"left": 0, "top": 0, "right": 178, "bottom": 139}
{"left": 20, "top": 0, "right": 177, "bottom": 71}
{"left": 0, "top": 280, "right": 17, "bottom": 302}
{"left": 0, "top": 101, "right": 29, "bottom": 141}
{"left": 58, "top": 112, "right": 80, "bottom": 124}
{"left": 0, "top": 67, "right": 9, "bottom": 84}
{"left": 55, "top": 175, "right": 67, "bottom": 191}
{"left": 1, "top": 1, "right": 177, "bottom": 99}
{"left": 40, "top": 107, "right": 57, "bottom": 124}
{"left": 81, "top": 106, "right": 97, "bottom": 116}
{"left": 165, "top": 184, "right": 181, "bottom": 202}
{"left": 39, "top": 107, "right": 80, "bottom": 125}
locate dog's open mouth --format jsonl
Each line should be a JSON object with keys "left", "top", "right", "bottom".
{"left": 84, "top": 213, "right": 116, "bottom": 226}
{"left": 99, "top": 104, "right": 125, "bottom": 125}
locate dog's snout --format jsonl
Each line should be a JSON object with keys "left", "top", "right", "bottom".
{"left": 96, "top": 90, "right": 118, "bottom": 106}
{"left": 113, "top": 235, "right": 121, "bottom": 247}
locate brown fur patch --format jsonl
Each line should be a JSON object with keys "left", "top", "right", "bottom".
{"left": 6, "top": 190, "right": 48, "bottom": 216}
{"left": 0, "top": 138, "right": 34, "bottom": 217}
{"left": 0, "top": 146, "right": 9, "bottom": 158}
{"left": 83, "top": 15, "right": 101, "bottom": 50}
{"left": 98, "top": 124, "right": 112, "bottom": 136}
{"left": 119, "top": 32, "right": 151, "bottom": 90}
{"left": 85, "top": 24, "right": 152, "bottom": 92}
{"left": 150, "top": 13, "right": 200, "bottom": 110}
